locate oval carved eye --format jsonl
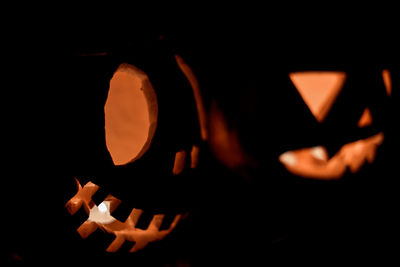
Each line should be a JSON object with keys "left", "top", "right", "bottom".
{"left": 104, "top": 63, "right": 158, "bottom": 166}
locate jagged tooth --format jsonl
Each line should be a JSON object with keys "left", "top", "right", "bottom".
{"left": 104, "top": 195, "right": 122, "bottom": 213}
{"left": 67, "top": 178, "right": 185, "bottom": 253}
{"left": 77, "top": 221, "right": 98, "bottom": 239}
{"left": 81, "top": 181, "right": 100, "bottom": 200}
{"left": 74, "top": 177, "right": 83, "bottom": 190}
{"left": 65, "top": 178, "right": 86, "bottom": 214}
{"left": 109, "top": 200, "right": 135, "bottom": 221}
{"left": 129, "top": 245, "right": 138, "bottom": 253}
{"left": 279, "top": 151, "right": 297, "bottom": 166}
{"left": 130, "top": 240, "right": 147, "bottom": 253}
{"left": 106, "top": 235, "right": 125, "bottom": 252}
{"left": 169, "top": 214, "right": 182, "bottom": 230}
{"left": 65, "top": 199, "right": 83, "bottom": 215}
{"left": 148, "top": 214, "right": 165, "bottom": 230}
{"left": 172, "top": 150, "right": 186, "bottom": 175}
{"left": 128, "top": 208, "right": 143, "bottom": 227}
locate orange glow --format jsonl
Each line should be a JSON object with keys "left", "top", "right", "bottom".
{"left": 77, "top": 221, "right": 98, "bottom": 239}
{"left": 358, "top": 107, "right": 373, "bottom": 128}
{"left": 105, "top": 213, "right": 182, "bottom": 253}
{"left": 279, "top": 132, "right": 384, "bottom": 180}
{"left": 65, "top": 179, "right": 183, "bottom": 253}
{"left": 382, "top": 69, "right": 392, "bottom": 96}
{"left": 289, "top": 71, "right": 347, "bottom": 122}
{"left": 172, "top": 150, "right": 186, "bottom": 175}
{"left": 88, "top": 201, "right": 116, "bottom": 224}
{"left": 104, "top": 63, "right": 158, "bottom": 166}
{"left": 175, "top": 54, "right": 208, "bottom": 141}
{"left": 190, "top": 145, "right": 200, "bottom": 169}
{"left": 65, "top": 178, "right": 98, "bottom": 214}
{"left": 208, "top": 102, "right": 247, "bottom": 169}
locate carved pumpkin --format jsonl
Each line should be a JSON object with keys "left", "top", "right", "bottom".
{"left": 187, "top": 32, "right": 396, "bottom": 264}
{"left": 6, "top": 25, "right": 396, "bottom": 265}
{"left": 60, "top": 36, "right": 207, "bottom": 262}
{"left": 207, "top": 63, "right": 393, "bottom": 181}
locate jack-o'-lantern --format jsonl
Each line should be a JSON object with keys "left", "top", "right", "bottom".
{"left": 6, "top": 25, "right": 396, "bottom": 265}
{"left": 206, "top": 57, "right": 393, "bottom": 181}
{"left": 58, "top": 35, "right": 207, "bottom": 265}
{"left": 188, "top": 32, "right": 396, "bottom": 263}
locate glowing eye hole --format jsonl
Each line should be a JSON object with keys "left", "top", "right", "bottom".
{"left": 289, "top": 71, "right": 347, "bottom": 122}
{"left": 105, "top": 63, "right": 158, "bottom": 166}
{"left": 98, "top": 202, "right": 108, "bottom": 213}
{"left": 358, "top": 107, "right": 373, "bottom": 128}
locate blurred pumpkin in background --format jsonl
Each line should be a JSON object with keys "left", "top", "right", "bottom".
{"left": 186, "top": 28, "right": 397, "bottom": 264}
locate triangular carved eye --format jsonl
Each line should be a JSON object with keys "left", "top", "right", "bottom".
{"left": 358, "top": 107, "right": 373, "bottom": 128}
{"left": 104, "top": 63, "right": 158, "bottom": 166}
{"left": 289, "top": 71, "right": 347, "bottom": 122}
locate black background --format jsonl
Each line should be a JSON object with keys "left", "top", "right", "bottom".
{"left": 3, "top": 9, "right": 399, "bottom": 266}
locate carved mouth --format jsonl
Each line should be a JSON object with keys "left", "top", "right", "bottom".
{"left": 278, "top": 70, "right": 389, "bottom": 180}
{"left": 278, "top": 132, "right": 384, "bottom": 180}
